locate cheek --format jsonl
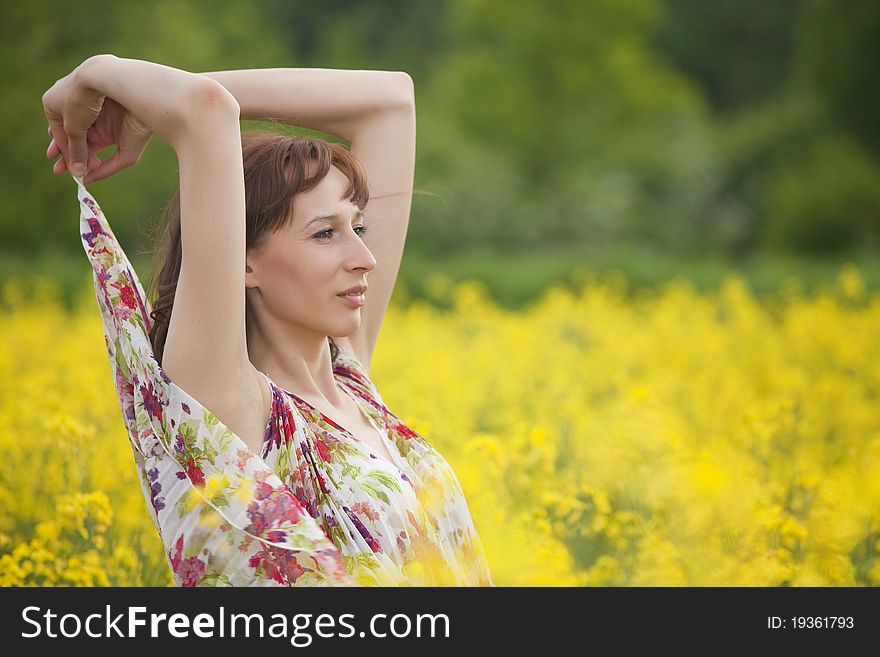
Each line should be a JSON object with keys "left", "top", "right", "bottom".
{"left": 263, "top": 246, "right": 336, "bottom": 305}
{"left": 269, "top": 263, "right": 328, "bottom": 312}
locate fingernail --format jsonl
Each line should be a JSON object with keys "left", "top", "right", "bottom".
{"left": 71, "top": 162, "right": 86, "bottom": 177}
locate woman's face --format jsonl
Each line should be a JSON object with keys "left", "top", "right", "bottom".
{"left": 245, "top": 165, "right": 376, "bottom": 341}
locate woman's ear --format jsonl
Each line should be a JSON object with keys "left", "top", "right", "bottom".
{"left": 245, "top": 254, "right": 259, "bottom": 288}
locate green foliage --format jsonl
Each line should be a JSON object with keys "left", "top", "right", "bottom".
{"left": 761, "top": 133, "right": 880, "bottom": 254}
{"left": 650, "top": 0, "right": 803, "bottom": 114}
{"left": 794, "top": 0, "right": 880, "bottom": 157}
{"left": 412, "top": 0, "right": 717, "bottom": 253}
{"left": 4, "top": 0, "right": 878, "bottom": 279}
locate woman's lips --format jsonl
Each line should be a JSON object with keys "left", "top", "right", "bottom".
{"left": 337, "top": 293, "right": 365, "bottom": 307}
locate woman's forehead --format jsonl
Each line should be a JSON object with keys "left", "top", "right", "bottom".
{"left": 293, "top": 168, "right": 353, "bottom": 212}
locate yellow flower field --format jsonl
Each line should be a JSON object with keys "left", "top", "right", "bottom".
{"left": 1, "top": 264, "right": 877, "bottom": 586}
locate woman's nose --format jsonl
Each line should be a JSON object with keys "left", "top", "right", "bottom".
{"left": 348, "top": 231, "right": 376, "bottom": 270}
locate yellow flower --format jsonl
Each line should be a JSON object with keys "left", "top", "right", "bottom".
{"left": 3, "top": 265, "right": 877, "bottom": 586}
{"left": 233, "top": 479, "right": 253, "bottom": 503}
{"left": 202, "top": 473, "right": 230, "bottom": 503}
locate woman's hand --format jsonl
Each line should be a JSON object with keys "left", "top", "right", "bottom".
{"left": 43, "top": 56, "right": 153, "bottom": 185}
{"left": 45, "top": 96, "right": 153, "bottom": 185}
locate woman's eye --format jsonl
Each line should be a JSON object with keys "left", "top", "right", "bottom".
{"left": 313, "top": 225, "right": 369, "bottom": 240}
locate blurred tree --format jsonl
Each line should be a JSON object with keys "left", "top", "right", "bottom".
{"left": 7, "top": 0, "right": 878, "bottom": 269}
{"left": 407, "top": 0, "right": 717, "bottom": 254}
{"left": 760, "top": 133, "right": 880, "bottom": 254}
{"left": 793, "top": 0, "right": 880, "bottom": 158}
{"left": 258, "top": 0, "right": 447, "bottom": 84}
{"left": 710, "top": 0, "right": 880, "bottom": 256}
{"left": 650, "top": 0, "right": 804, "bottom": 115}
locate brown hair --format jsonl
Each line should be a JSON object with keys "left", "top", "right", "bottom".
{"left": 145, "top": 130, "right": 370, "bottom": 368}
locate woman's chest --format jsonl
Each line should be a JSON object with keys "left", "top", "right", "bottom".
{"left": 326, "top": 404, "right": 399, "bottom": 468}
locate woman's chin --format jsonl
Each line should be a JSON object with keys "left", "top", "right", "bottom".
{"left": 329, "top": 317, "right": 361, "bottom": 337}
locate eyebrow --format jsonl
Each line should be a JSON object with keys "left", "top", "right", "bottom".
{"left": 304, "top": 211, "right": 365, "bottom": 229}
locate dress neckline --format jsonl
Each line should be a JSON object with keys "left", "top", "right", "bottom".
{"left": 259, "top": 370, "right": 402, "bottom": 472}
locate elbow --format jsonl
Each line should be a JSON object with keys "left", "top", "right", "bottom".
{"left": 168, "top": 80, "right": 240, "bottom": 146}
{"left": 390, "top": 71, "right": 415, "bottom": 109}
{"left": 186, "top": 79, "right": 240, "bottom": 117}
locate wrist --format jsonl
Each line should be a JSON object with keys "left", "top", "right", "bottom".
{"left": 74, "top": 54, "right": 116, "bottom": 93}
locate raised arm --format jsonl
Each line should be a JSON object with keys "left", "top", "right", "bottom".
{"left": 195, "top": 66, "right": 410, "bottom": 144}
{"left": 54, "top": 55, "right": 254, "bottom": 413}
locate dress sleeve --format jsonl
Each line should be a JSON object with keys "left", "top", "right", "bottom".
{"left": 75, "top": 176, "right": 357, "bottom": 587}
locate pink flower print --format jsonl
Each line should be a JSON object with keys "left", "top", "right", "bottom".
{"left": 264, "top": 407, "right": 282, "bottom": 453}
{"left": 126, "top": 265, "right": 151, "bottom": 326}
{"left": 169, "top": 534, "right": 206, "bottom": 587}
{"left": 247, "top": 483, "right": 303, "bottom": 543}
{"left": 315, "top": 438, "right": 332, "bottom": 463}
{"left": 96, "top": 266, "right": 112, "bottom": 294}
{"left": 113, "top": 282, "right": 137, "bottom": 309}
{"left": 254, "top": 481, "right": 274, "bottom": 501}
{"left": 80, "top": 216, "right": 107, "bottom": 248}
{"left": 112, "top": 302, "right": 134, "bottom": 323}
{"left": 139, "top": 380, "right": 163, "bottom": 422}
{"left": 235, "top": 448, "right": 251, "bottom": 470}
{"left": 186, "top": 457, "right": 205, "bottom": 488}
{"left": 293, "top": 485, "right": 318, "bottom": 519}
{"left": 170, "top": 535, "right": 183, "bottom": 571}
{"left": 247, "top": 488, "right": 305, "bottom": 539}
{"left": 177, "top": 555, "right": 206, "bottom": 587}
{"left": 248, "top": 509, "right": 267, "bottom": 536}
{"left": 393, "top": 419, "right": 421, "bottom": 441}
{"left": 351, "top": 501, "right": 380, "bottom": 522}
{"left": 248, "top": 546, "right": 306, "bottom": 584}
{"left": 344, "top": 505, "right": 382, "bottom": 553}
{"left": 115, "top": 367, "right": 136, "bottom": 424}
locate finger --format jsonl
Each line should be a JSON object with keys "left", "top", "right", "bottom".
{"left": 64, "top": 118, "right": 92, "bottom": 178}
{"left": 84, "top": 151, "right": 128, "bottom": 185}
{"left": 87, "top": 150, "right": 102, "bottom": 174}
{"left": 47, "top": 137, "right": 63, "bottom": 160}
{"left": 63, "top": 85, "right": 106, "bottom": 178}
{"left": 53, "top": 156, "right": 68, "bottom": 176}
{"left": 49, "top": 123, "right": 70, "bottom": 172}
{"left": 66, "top": 136, "right": 88, "bottom": 177}
{"left": 54, "top": 150, "right": 99, "bottom": 175}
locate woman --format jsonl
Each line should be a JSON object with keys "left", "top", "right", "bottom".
{"left": 42, "top": 54, "right": 494, "bottom": 587}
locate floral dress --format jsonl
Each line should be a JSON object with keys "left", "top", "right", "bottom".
{"left": 73, "top": 174, "right": 494, "bottom": 587}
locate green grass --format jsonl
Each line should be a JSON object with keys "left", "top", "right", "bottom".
{"left": 1, "top": 243, "right": 878, "bottom": 314}
{"left": 400, "top": 242, "right": 880, "bottom": 309}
